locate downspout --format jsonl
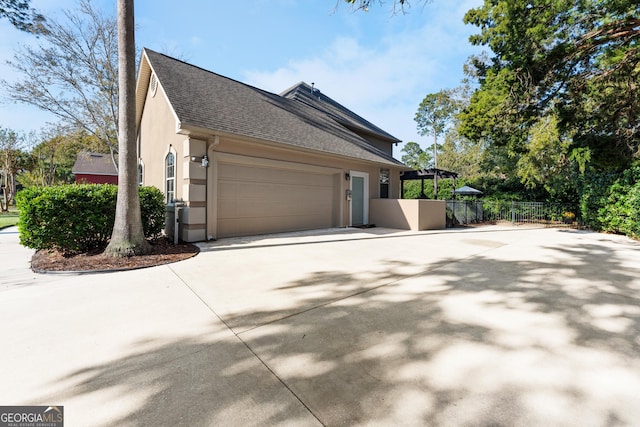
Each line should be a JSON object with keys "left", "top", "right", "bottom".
{"left": 204, "top": 141, "right": 208, "bottom": 240}
{"left": 206, "top": 135, "right": 220, "bottom": 240}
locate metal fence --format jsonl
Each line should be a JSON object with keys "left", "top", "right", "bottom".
{"left": 446, "top": 200, "right": 484, "bottom": 227}
{"left": 446, "top": 200, "right": 578, "bottom": 227}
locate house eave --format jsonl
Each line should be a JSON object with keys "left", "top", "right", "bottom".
{"left": 176, "top": 123, "right": 409, "bottom": 169}
{"left": 73, "top": 172, "right": 119, "bottom": 176}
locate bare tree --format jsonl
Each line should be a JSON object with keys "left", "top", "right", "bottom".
{"left": 342, "top": 0, "right": 417, "bottom": 13}
{"left": 2, "top": 0, "right": 118, "bottom": 159}
{"left": 104, "top": 0, "right": 148, "bottom": 257}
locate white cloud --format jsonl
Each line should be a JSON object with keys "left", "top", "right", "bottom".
{"left": 242, "top": 6, "right": 480, "bottom": 159}
{"left": 0, "top": 0, "right": 484, "bottom": 153}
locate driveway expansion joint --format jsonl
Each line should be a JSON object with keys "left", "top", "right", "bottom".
{"left": 167, "top": 264, "right": 326, "bottom": 426}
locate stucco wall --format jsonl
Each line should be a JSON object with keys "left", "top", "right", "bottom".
{"left": 205, "top": 135, "right": 407, "bottom": 237}
{"left": 360, "top": 134, "right": 395, "bottom": 157}
{"left": 207, "top": 135, "right": 404, "bottom": 198}
{"left": 138, "top": 79, "right": 184, "bottom": 200}
{"left": 138, "top": 78, "right": 409, "bottom": 241}
{"left": 370, "top": 199, "right": 446, "bottom": 231}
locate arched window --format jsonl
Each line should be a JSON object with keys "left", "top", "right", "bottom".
{"left": 165, "top": 152, "right": 175, "bottom": 203}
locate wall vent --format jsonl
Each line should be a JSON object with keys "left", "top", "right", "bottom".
{"left": 150, "top": 74, "right": 158, "bottom": 97}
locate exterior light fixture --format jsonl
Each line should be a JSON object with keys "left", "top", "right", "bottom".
{"left": 190, "top": 155, "right": 209, "bottom": 168}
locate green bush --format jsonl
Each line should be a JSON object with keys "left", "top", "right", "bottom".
{"left": 588, "top": 163, "right": 640, "bottom": 239}
{"left": 577, "top": 169, "right": 617, "bottom": 231}
{"left": 16, "top": 184, "right": 165, "bottom": 254}
{"left": 139, "top": 185, "right": 166, "bottom": 240}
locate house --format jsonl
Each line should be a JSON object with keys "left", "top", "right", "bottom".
{"left": 136, "top": 48, "right": 423, "bottom": 242}
{"left": 72, "top": 152, "right": 118, "bottom": 184}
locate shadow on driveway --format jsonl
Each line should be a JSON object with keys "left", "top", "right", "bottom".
{"left": 38, "top": 228, "right": 640, "bottom": 426}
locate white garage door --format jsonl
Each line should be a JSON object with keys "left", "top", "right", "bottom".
{"left": 216, "top": 160, "right": 340, "bottom": 238}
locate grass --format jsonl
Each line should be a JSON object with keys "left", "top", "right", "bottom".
{"left": 0, "top": 208, "right": 19, "bottom": 230}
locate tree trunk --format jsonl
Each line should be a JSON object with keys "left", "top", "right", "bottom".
{"left": 105, "top": 0, "right": 149, "bottom": 257}
{"left": 1, "top": 151, "right": 9, "bottom": 211}
{"left": 7, "top": 170, "right": 16, "bottom": 205}
{"left": 1, "top": 183, "right": 7, "bottom": 212}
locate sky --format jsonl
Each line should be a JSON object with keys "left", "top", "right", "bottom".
{"left": 0, "top": 0, "right": 483, "bottom": 160}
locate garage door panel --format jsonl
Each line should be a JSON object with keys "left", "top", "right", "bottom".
{"left": 218, "top": 185, "right": 334, "bottom": 219}
{"left": 219, "top": 212, "right": 333, "bottom": 236}
{"left": 221, "top": 164, "right": 332, "bottom": 184}
{"left": 216, "top": 160, "right": 339, "bottom": 238}
{"left": 222, "top": 195, "right": 334, "bottom": 219}
{"left": 218, "top": 183, "right": 333, "bottom": 207}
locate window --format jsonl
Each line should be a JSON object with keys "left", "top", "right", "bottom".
{"left": 165, "top": 152, "right": 175, "bottom": 203}
{"left": 379, "top": 168, "right": 390, "bottom": 198}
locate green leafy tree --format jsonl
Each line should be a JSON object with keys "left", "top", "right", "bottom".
{"left": 438, "top": 128, "right": 484, "bottom": 180}
{"left": 593, "top": 163, "right": 640, "bottom": 238}
{"left": 461, "top": 0, "right": 640, "bottom": 170}
{"left": 428, "top": 82, "right": 484, "bottom": 180}
{"left": 516, "top": 116, "right": 568, "bottom": 188}
{"left": 401, "top": 141, "right": 432, "bottom": 169}
{"left": 0, "top": 127, "right": 30, "bottom": 211}
{"left": 0, "top": 0, "right": 45, "bottom": 33}
{"left": 415, "top": 90, "right": 457, "bottom": 198}
{"left": 20, "top": 128, "right": 106, "bottom": 187}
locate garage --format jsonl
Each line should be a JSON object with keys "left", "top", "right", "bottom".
{"left": 214, "top": 155, "right": 342, "bottom": 238}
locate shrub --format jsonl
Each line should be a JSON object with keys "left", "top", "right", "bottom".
{"left": 591, "top": 163, "right": 640, "bottom": 239}
{"left": 16, "top": 184, "right": 166, "bottom": 254}
{"left": 139, "top": 186, "right": 165, "bottom": 241}
{"left": 578, "top": 170, "right": 617, "bottom": 231}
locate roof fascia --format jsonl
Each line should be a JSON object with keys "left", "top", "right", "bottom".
{"left": 73, "top": 171, "right": 118, "bottom": 176}
{"left": 135, "top": 50, "right": 152, "bottom": 131}
{"left": 339, "top": 121, "right": 401, "bottom": 144}
{"left": 176, "top": 123, "right": 409, "bottom": 169}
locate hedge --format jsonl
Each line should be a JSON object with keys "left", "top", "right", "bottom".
{"left": 16, "top": 184, "right": 165, "bottom": 254}
{"left": 595, "top": 164, "right": 640, "bottom": 239}
{"left": 578, "top": 163, "right": 640, "bottom": 239}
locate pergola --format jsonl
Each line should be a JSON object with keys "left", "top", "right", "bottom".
{"left": 399, "top": 168, "right": 459, "bottom": 199}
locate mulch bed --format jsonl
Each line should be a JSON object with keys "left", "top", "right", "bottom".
{"left": 31, "top": 238, "right": 199, "bottom": 273}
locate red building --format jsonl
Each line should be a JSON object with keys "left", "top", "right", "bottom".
{"left": 72, "top": 152, "right": 118, "bottom": 184}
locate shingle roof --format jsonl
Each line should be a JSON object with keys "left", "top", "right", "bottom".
{"left": 142, "top": 49, "right": 405, "bottom": 168}
{"left": 72, "top": 152, "right": 118, "bottom": 176}
{"left": 280, "top": 82, "right": 401, "bottom": 144}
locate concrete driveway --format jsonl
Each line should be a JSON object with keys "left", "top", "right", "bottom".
{"left": 1, "top": 225, "right": 640, "bottom": 426}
